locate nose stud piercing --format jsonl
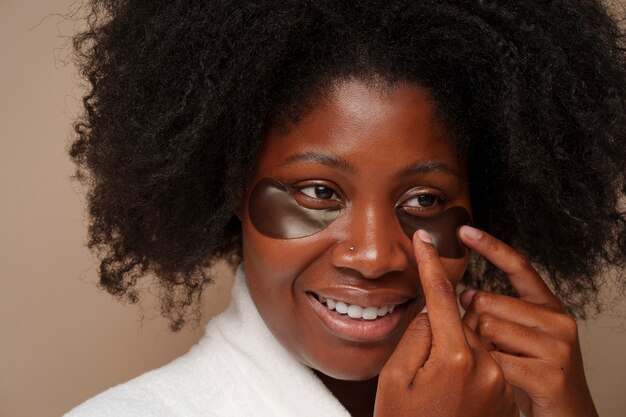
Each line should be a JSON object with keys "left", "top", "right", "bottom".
{"left": 349, "top": 246, "right": 355, "bottom": 251}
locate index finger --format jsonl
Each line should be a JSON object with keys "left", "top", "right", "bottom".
{"left": 413, "top": 229, "right": 466, "bottom": 347}
{"left": 459, "top": 226, "right": 561, "bottom": 308}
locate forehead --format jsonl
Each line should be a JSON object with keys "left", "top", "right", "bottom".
{"left": 254, "top": 79, "right": 463, "bottom": 178}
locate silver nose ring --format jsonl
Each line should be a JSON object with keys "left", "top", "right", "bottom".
{"left": 349, "top": 246, "right": 355, "bottom": 251}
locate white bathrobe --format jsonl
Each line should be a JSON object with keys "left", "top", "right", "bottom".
{"left": 65, "top": 266, "right": 351, "bottom": 417}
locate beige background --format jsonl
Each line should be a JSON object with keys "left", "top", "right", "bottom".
{"left": 1, "top": 1, "right": 625, "bottom": 416}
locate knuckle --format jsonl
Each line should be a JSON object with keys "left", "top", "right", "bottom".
{"left": 531, "top": 392, "right": 559, "bottom": 410}
{"left": 472, "top": 291, "right": 494, "bottom": 313}
{"left": 448, "top": 349, "right": 474, "bottom": 371}
{"left": 477, "top": 314, "right": 497, "bottom": 336}
{"left": 483, "top": 361, "right": 505, "bottom": 388}
{"left": 514, "top": 253, "right": 532, "bottom": 272}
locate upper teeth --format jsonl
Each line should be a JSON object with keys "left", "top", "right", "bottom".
{"left": 320, "top": 297, "right": 396, "bottom": 320}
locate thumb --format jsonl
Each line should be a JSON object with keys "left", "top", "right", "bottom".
{"left": 381, "top": 309, "right": 432, "bottom": 386}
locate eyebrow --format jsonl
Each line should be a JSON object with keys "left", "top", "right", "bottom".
{"left": 281, "top": 151, "right": 357, "bottom": 174}
{"left": 281, "top": 151, "right": 461, "bottom": 179}
{"left": 394, "top": 160, "right": 462, "bottom": 179}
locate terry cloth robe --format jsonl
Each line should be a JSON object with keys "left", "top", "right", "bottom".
{"left": 65, "top": 265, "right": 352, "bottom": 417}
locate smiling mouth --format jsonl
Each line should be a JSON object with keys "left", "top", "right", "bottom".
{"left": 308, "top": 293, "right": 415, "bottom": 342}
{"left": 317, "top": 295, "right": 400, "bottom": 320}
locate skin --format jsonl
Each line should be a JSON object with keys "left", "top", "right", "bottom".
{"left": 241, "top": 79, "right": 597, "bottom": 417}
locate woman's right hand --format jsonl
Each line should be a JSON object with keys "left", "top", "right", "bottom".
{"left": 374, "top": 230, "right": 518, "bottom": 417}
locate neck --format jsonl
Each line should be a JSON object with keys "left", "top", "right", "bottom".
{"left": 314, "top": 371, "right": 378, "bottom": 417}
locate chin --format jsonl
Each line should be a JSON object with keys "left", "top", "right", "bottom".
{"left": 306, "top": 345, "right": 394, "bottom": 381}
{"left": 316, "top": 363, "right": 383, "bottom": 381}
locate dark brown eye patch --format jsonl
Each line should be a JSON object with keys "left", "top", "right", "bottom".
{"left": 248, "top": 178, "right": 341, "bottom": 239}
{"left": 248, "top": 178, "right": 471, "bottom": 258}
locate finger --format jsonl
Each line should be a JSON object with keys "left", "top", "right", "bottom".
{"left": 462, "top": 321, "right": 496, "bottom": 353}
{"left": 472, "top": 314, "right": 558, "bottom": 359}
{"left": 461, "top": 290, "right": 574, "bottom": 339}
{"left": 463, "top": 323, "right": 515, "bottom": 400}
{"left": 382, "top": 311, "right": 432, "bottom": 385}
{"left": 459, "top": 226, "right": 562, "bottom": 309}
{"left": 490, "top": 351, "right": 546, "bottom": 395}
{"left": 413, "top": 229, "right": 466, "bottom": 347}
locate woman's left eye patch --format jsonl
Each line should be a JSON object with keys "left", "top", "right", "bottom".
{"left": 248, "top": 178, "right": 471, "bottom": 258}
{"left": 248, "top": 178, "right": 341, "bottom": 239}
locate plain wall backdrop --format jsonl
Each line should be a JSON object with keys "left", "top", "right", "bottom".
{"left": 1, "top": 1, "right": 625, "bottom": 416}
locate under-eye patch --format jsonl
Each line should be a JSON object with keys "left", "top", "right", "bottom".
{"left": 396, "top": 206, "right": 471, "bottom": 258}
{"left": 248, "top": 178, "right": 471, "bottom": 258}
{"left": 248, "top": 178, "right": 341, "bottom": 239}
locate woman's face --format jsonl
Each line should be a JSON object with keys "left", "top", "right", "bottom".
{"left": 241, "top": 79, "right": 471, "bottom": 380}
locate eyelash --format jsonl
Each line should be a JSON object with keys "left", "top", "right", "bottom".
{"left": 297, "top": 184, "right": 340, "bottom": 201}
{"left": 291, "top": 182, "right": 446, "bottom": 214}
{"left": 290, "top": 182, "right": 344, "bottom": 209}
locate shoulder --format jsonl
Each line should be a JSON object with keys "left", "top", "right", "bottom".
{"left": 64, "top": 386, "right": 175, "bottom": 417}
{"left": 64, "top": 336, "right": 228, "bottom": 417}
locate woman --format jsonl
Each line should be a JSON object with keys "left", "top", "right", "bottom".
{"left": 66, "top": 1, "right": 625, "bottom": 416}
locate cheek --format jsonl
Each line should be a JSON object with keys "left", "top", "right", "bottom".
{"left": 242, "top": 225, "right": 332, "bottom": 283}
{"left": 241, "top": 224, "right": 339, "bottom": 365}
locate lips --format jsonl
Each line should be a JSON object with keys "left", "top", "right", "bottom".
{"left": 307, "top": 291, "right": 416, "bottom": 343}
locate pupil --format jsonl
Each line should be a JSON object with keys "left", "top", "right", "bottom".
{"left": 314, "top": 186, "right": 333, "bottom": 199}
{"left": 417, "top": 195, "right": 435, "bottom": 207}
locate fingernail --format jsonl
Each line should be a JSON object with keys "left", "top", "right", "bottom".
{"left": 419, "top": 305, "right": 428, "bottom": 314}
{"left": 461, "top": 225, "right": 483, "bottom": 240}
{"left": 416, "top": 229, "right": 432, "bottom": 244}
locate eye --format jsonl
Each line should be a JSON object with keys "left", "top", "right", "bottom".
{"left": 404, "top": 194, "right": 439, "bottom": 208}
{"left": 290, "top": 182, "right": 343, "bottom": 210}
{"left": 400, "top": 190, "right": 445, "bottom": 215}
{"left": 298, "top": 185, "right": 338, "bottom": 200}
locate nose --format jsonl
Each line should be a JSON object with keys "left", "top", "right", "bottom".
{"left": 330, "top": 203, "right": 409, "bottom": 279}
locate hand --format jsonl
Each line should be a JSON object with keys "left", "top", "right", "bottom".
{"left": 458, "top": 226, "right": 598, "bottom": 417}
{"left": 374, "top": 229, "right": 519, "bottom": 417}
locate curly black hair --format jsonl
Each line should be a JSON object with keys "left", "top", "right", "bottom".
{"left": 70, "top": 0, "right": 626, "bottom": 330}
